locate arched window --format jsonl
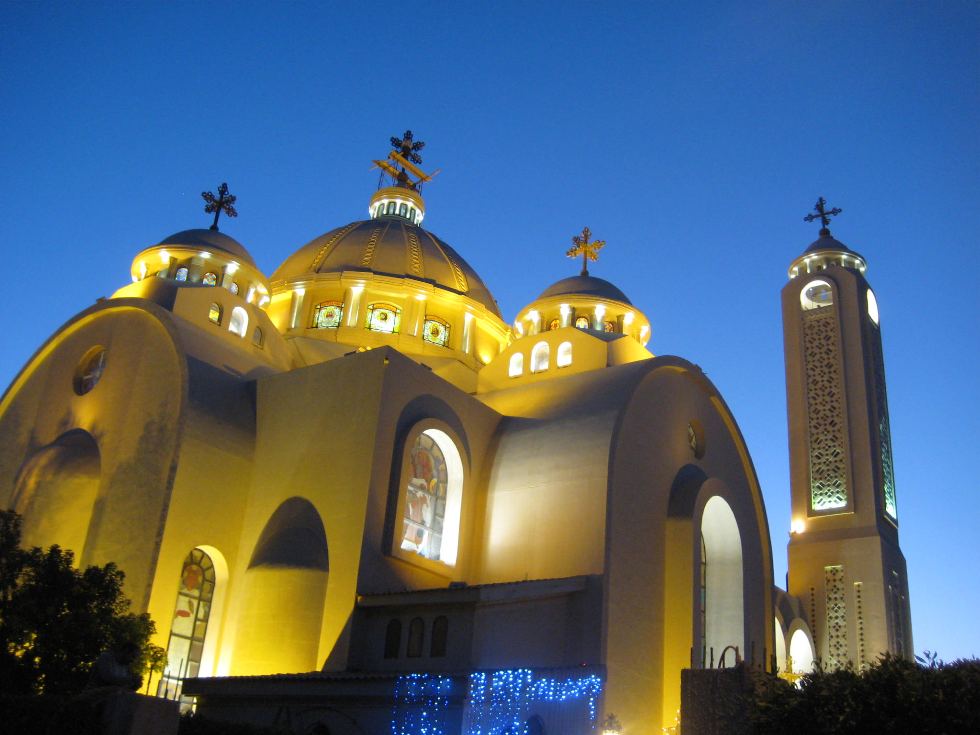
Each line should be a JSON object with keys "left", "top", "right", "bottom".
{"left": 548, "top": 318, "right": 560, "bottom": 331}
{"left": 202, "top": 272, "right": 218, "bottom": 286}
{"left": 366, "top": 303, "right": 401, "bottom": 333}
{"left": 407, "top": 617, "right": 424, "bottom": 658}
{"left": 229, "top": 306, "right": 248, "bottom": 337}
{"left": 400, "top": 429, "right": 464, "bottom": 565}
{"left": 700, "top": 496, "right": 743, "bottom": 667}
{"left": 384, "top": 619, "right": 401, "bottom": 659}
{"left": 430, "top": 616, "right": 448, "bottom": 657}
{"left": 800, "top": 279, "right": 834, "bottom": 310}
{"left": 229, "top": 282, "right": 240, "bottom": 295}
{"left": 508, "top": 352, "right": 524, "bottom": 378}
{"left": 574, "top": 315, "right": 590, "bottom": 329}
{"left": 422, "top": 317, "right": 450, "bottom": 347}
{"left": 867, "top": 288, "right": 880, "bottom": 325}
{"left": 175, "top": 267, "right": 189, "bottom": 282}
{"left": 530, "top": 342, "right": 549, "bottom": 373}
{"left": 789, "top": 629, "right": 815, "bottom": 674}
{"left": 312, "top": 301, "right": 343, "bottom": 329}
{"left": 603, "top": 320, "right": 616, "bottom": 332}
{"left": 556, "top": 341, "right": 572, "bottom": 368}
{"left": 159, "top": 548, "right": 216, "bottom": 701}
{"left": 208, "top": 303, "right": 222, "bottom": 325}
{"left": 399, "top": 202, "right": 408, "bottom": 217}
{"left": 387, "top": 201, "right": 396, "bottom": 214}
{"left": 252, "top": 327, "right": 264, "bottom": 347}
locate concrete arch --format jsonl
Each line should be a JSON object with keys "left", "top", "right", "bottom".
{"left": 12, "top": 429, "right": 101, "bottom": 563}
{"left": 233, "top": 497, "right": 329, "bottom": 674}
{"left": 700, "top": 495, "right": 744, "bottom": 666}
{"left": 787, "top": 621, "right": 816, "bottom": 675}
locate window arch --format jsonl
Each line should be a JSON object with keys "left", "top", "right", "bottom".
{"left": 229, "top": 306, "right": 248, "bottom": 337}
{"left": 208, "top": 303, "right": 222, "bottom": 325}
{"left": 313, "top": 301, "right": 344, "bottom": 329}
{"left": 574, "top": 315, "right": 590, "bottom": 329}
{"left": 407, "top": 617, "right": 424, "bottom": 658}
{"left": 430, "top": 616, "right": 448, "bottom": 657}
{"left": 556, "top": 341, "right": 572, "bottom": 368}
{"left": 400, "top": 428, "right": 464, "bottom": 566}
{"left": 366, "top": 303, "right": 401, "bottom": 333}
{"left": 202, "top": 272, "right": 218, "bottom": 286}
{"left": 508, "top": 352, "right": 524, "bottom": 378}
{"left": 384, "top": 619, "right": 401, "bottom": 659}
{"left": 159, "top": 548, "right": 216, "bottom": 701}
{"left": 174, "top": 266, "right": 189, "bottom": 282}
{"left": 700, "top": 496, "right": 744, "bottom": 667}
{"left": 422, "top": 316, "right": 451, "bottom": 347}
{"left": 800, "top": 279, "right": 834, "bottom": 310}
{"left": 530, "top": 341, "right": 549, "bottom": 373}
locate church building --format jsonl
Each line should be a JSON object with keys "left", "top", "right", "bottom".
{"left": 0, "top": 135, "right": 912, "bottom": 734}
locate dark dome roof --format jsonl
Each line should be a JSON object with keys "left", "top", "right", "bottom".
{"left": 537, "top": 274, "right": 632, "bottom": 305}
{"left": 155, "top": 229, "right": 257, "bottom": 268}
{"left": 272, "top": 219, "right": 501, "bottom": 317}
{"left": 804, "top": 231, "right": 865, "bottom": 260}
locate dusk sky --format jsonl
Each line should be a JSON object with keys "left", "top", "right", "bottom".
{"left": 1, "top": 3, "right": 977, "bottom": 661}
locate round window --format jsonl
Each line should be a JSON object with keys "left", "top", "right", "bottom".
{"left": 73, "top": 346, "right": 107, "bottom": 395}
{"left": 800, "top": 279, "right": 834, "bottom": 310}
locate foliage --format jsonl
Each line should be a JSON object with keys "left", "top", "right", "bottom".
{"left": 178, "top": 712, "right": 292, "bottom": 735}
{"left": 0, "top": 509, "right": 165, "bottom": 695}
{"left": 752, "top": 654, "right": 980, "bottom": 734}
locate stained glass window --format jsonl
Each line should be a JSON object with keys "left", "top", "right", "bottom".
{"left": 229, "top": 282, "right": 240, "bottom": 295}
{"left": 548, "top": 318, "right": 560, "bottom": 331}
{"left": 603, "top": 320, "right": 616, "bottom": 332}
{"left": 402, "top": 432, "right": 449, "bottom": 560}
{"left": 175, "top": 267, "right": 189, "bottom": 282}
{"left": 313, "top": 301, "right": 344, "bottom": 329}
{"left": 208, "top": 303, "right": 222, "bottom": 324}
{"left": 202, "top": 272, "right": 217, "bottom": 286}
{"left": 158, "top": 548, "right": 216, "bottom": 703}
{"left": 422, "top": 317, "right": 450, "bottom": 347}
{"left": 367, "top": 303, "right": 401, "bottom": 334}
{"left": 575, "top": 316, "right": 590, "bottom": 329}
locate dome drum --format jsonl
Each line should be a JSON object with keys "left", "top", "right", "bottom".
{"left": 788, "top": 233, "right": 867, "bottom": 279}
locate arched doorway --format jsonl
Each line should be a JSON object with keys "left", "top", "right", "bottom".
{"left": 700, "top": 496, "right": 743, "bottom": 666}
{"left": 789, "top": 628, "right": 815, "bottom": 675}
{"left": 12, "top": 430, "right": 100, "bottom": 562}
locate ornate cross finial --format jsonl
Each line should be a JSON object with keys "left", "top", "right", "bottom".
{"left": 566, "top": 226, "right": 605, "bottom": 276}
{"left": 389, "top": 130, "right": 426, "bottom": 188}
{"left": 803, "top": 196, "right": 842, "bottom": 236}
{"left": 201, "top": 183, "right": 238, "bottom": 231}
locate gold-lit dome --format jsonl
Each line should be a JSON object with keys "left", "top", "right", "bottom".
{"left": 270, "top": 217, "right": 500, "bottom": 317}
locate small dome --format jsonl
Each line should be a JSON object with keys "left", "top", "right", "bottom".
{"left": 803, "top": 231, "right": 865, "bottom": 261}
{"left": 537, "top": 274, "right": 632, "bottom": 306}
{"left": 156, "top": 229, "right": 258, "bottom": 268}
{"left": 788, "top": 230, "right": 867, "bottom": 279}
{"left": 271, "top": 219, "right": 500, "bottom": 317}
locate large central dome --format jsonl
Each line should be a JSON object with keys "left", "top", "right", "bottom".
{"left": 271, "top": 218, "right": 500, "bottom": 317}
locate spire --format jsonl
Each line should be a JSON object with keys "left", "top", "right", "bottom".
{"left": 201, "top": 183, "right": 238, "bottom": 231}
{"left": 803, "top": 196, "right": 842, "bottom": 238}
{"left": 566, "top": 227, "right": 605, "bottom": 277}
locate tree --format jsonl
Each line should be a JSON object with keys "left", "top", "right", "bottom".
{"left": 0, "top": 509, "right": 165, "bottom": 695}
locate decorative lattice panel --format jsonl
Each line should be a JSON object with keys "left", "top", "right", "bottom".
{"left": 360, "top": 226, "right": 383, "bottom": 267}
{"left": 407, "top": 232, "right": 424, "bottom": 275}
{"left": 854, "top": 582, "right": 867, "bottom": 670}
{"left": 871, "top": 324, "right": 898, "bottom": 520}
{"left": 825, "top": 565, "right": 847, "bottom": 669}
{"left": 803, "top": 307, "right": 849, "bottom": 510}
{"left": 888, "top": 570, "right": 907, "bottom": 657}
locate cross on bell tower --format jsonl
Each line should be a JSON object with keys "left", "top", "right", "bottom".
{"left": 566, "top": 227, "right": 605, "bottom": 277}
{"left": 803, "top": 196, "right": 842, "bottom": 237}
{"left": 202, "top": 183, "right": 238, "bottom": 231}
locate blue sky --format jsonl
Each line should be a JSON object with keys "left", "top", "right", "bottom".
{"left": 1, "top": 2, "right": 977, "bottom": 660}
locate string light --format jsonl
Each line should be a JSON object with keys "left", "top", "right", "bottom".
{"left": 392, "top": 673, "right": 453, "bottom": 735}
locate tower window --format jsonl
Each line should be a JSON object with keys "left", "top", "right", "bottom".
{"left": 556, "top": 341, "right": 572, "bottom": 368}
{"left": 175, "top": 267, "right": 189, "bottom": 282}
{"left": 548, "top": 318, "right": 560, "bottom": 331}
{"left": 229, "top": 306, "right": 248, "bottom": 337}
{"left": 867, "top": 288, "right": 880, "bottom": 326}
{"left": 202, "top": 272, "right": 218, "bottom": 286}
{"left": 800, "top": 279, "right": 834, "bottom": 310}
{"left": 367, "top": 303, "right": 401, "bottom": 333}
{"left": 530, "top": 341, "right": 549, "bottom": 373}
{"left": 208, "top": 303, "right": 222, "bottom": 325}
{"left": 508, "top": 352, "right": 524, "bottom": 378}
{"left": 575, "top": 316, "right": 590, "bottom": 329}
{"left": 229, "top": 282, "right": 240, "bottom": 295}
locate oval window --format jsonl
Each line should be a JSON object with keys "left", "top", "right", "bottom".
{"left": 73, "top": 346, "right": 107, "bottom": 395}
{"left": 800, "top": 279, "right": 834, "bottom": 310}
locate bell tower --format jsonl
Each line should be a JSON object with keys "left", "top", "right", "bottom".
{"left": 782, "top": 199, "right": 912, "bottom": 669}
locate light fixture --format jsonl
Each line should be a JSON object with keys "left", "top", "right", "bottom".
{"left": 601, "top": 713, "right": 622, "bottom": 735}
{"left": 791, "top": 518, "right": 805, "bottom": 535}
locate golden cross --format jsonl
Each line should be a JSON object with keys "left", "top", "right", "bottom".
{"left": 566, "top": 227, "right": 605, "bottom": 276}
